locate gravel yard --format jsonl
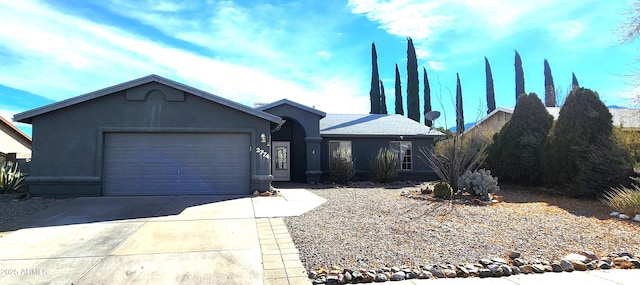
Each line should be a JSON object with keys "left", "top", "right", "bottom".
{"left": 0, "top": 194, "right": 71, "bottom": 233}
{"left": 284, "top": 185, "right": 640, "bottom": 271}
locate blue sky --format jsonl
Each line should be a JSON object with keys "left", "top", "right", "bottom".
{"left": 1, "top": 0, "right": 638, "bottom": 136}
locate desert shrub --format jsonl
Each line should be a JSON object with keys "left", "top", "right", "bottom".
{"left": 0, "top": 161, "right": 26, "bottom": 194}
{"left": 457, "top": 169, "right": 500, "bottom": 201}
{"left": 485, "top": 93, "right": 553, "bottom": 184}
{"left": 328, "top": 149, "right": 355, "bottom": 185}
{"left": 369, "top": 148, "right": 398, "bottom": 183}
{"left": 433, "top": 182, "right": 453, "bottom": 198}
{"left": 614, "top": 127, "right": 640, "bottom": 169}
{"left": 419, "top": 129, "right": 490, "bottom": 190}
{"left": 544, "top": 88, "right": 633, "bottom": 198}
{"left": 601, "top": 184, "right": 640, "bottom": 215}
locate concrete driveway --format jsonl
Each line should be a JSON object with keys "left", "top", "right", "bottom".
{"left": 0, "top": 192, "right": 325, "bottom": 285}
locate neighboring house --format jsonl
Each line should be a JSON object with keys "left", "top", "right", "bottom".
{"left": 465, "top": 106, "right": 640, "bottom": 135}
{"left": 0, "top": 115, "right": 31, "bottom": 161}
{"left": 14, "top": 75, "right": 442, "bottom": 197}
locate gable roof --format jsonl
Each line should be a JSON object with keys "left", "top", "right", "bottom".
{"left": 256, "top": 99, "right": 326, "bottom": 118}
{"left": 462, "top": 107, "right": 513, "bottom": 134}
{"left": 13, "top": 74, "right": 283, "bottom": 124}
{"left": 0, "top": 115, "right": 31, "bottom": 143}
{"left": 320, "top": 114, "right": 443, "bottom": 137}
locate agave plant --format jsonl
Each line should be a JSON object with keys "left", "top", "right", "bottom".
{"left": 0, "top": 162, "right": 26, "bottom": 194}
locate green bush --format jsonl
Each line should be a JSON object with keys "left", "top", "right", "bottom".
{"left": 433, "top": 182, "right": 453, "bottom": 198}
{"left": 0, "top": 161, "right": 26, "bottom": 194}
{"left": 457, "top": 169, "right": 500, "bottom": 201}
{"left": 544, "top": 88, "right": 633, "bottom": 197}
{"left": 615, "top": 127, "right": 640, "bottom": 169}
{"left": 328, "top": 149, "right": 355, "bottom": 185}
{"left": 369, "top": 148, "right": 398, "bottom": 183}
{"left": 601, "top": 184, "right": 640, "bottom": 215}
{"left": 419, "top": 129, "right": 490, "bottom": 190}
{"left": 485, "top": 93, "right": 553, "bottom": 184}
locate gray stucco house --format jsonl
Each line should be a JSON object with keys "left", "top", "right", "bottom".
{"left": 14, "top": 75, "right": 442, "bottom": 197}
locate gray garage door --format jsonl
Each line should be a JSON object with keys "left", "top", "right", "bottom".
{"left": 103, "top": 132, "right": 250, "bottom": 196}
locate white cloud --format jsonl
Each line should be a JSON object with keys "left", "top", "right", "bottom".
{"left": 0, "top": 0, "right": 369, "bottom": 114}
{"left": 428, "top": 61, "right": 446, "bottom": 71}
{"left": 548, "top": 20, "right": 585, "bottom": 42}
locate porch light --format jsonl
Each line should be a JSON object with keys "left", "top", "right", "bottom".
{"left": 260, "top": 133, "right": 267, "bottom": 143}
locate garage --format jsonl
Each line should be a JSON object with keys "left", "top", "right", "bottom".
{"left": 102, "top": 132, "right": 250, "bottom": 196}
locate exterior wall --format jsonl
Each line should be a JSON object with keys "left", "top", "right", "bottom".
{"left": 475, "top": 111, "right": 512, "bottom": 135}
{"left": 320, "top": 136, "right": 438, "bottom": 182}
{"left": 0, "top": 124, "right": 31, "bottom": 158}
{"left": 261, "top": 104, "right": 323, "bottom": 183}
{"left": 28, "top": 82, "right": 273, "bottom": 197}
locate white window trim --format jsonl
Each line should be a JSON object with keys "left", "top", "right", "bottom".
{"left": 390, "top": 141, "right": 412, "bottom": 170}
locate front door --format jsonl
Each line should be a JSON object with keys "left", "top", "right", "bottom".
{"left": 272, "top": 141, "right": 290, "bottom": 181}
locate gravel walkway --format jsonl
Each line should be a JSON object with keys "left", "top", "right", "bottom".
{"left": 0, "top": 194, "right": 71, "bottom": 232}
{"left": 284, "top": 185, "right": 640, "bottom": 271}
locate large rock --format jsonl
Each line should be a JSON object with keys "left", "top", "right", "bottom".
{"left": 443, "top": 268, "right": 457, "bottom": 278}
{"left": 570, "top": 260, "right": 588, "bottom": 271}
{"left": 390, "top": 271, "right": 405, "bottom": 281}
{"left": 564, "top": 253, "right": 588, "bottom": 263}
{"left": 560, "top": 260, "right": 574, "bottom": 272}
{"left": 551, "top": 262, "right": 563, "bottom": 272}
{"left": 374, "top": 273, "right": 387, "bottom": 282}
{"left": 519, "top": 265, "right": 534, "bottom": 274}
{"left": 532, "top": 264, "right": 546, "bottom": 273}
{"left": 508, "top": 251, "right": 521, "bottom": 259}
{"left": 513, "top": 258, "right": 526, "bottom": 267}
{"left": 429, "top": 267, "right": 445, "bottom": 278}
{"left": 478, "top": 269, "right": 492, "bottom": 278}
{"left": 363, "top": 272, "right": 376, "bottom": 283}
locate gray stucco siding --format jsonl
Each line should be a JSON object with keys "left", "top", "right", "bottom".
{"left": 320, "top": 136, "right": 437, "bottom": 182}
{"left": 28, "top": 87, "right": 273, "bottom": 197}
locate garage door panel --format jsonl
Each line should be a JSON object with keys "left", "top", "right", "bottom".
{"left": 103, "top": 133, "right": 250, "bottom": 196}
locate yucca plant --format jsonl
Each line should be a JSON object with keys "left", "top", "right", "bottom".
{"left": 601, "top": 184, "right": 640, "bottom": 216}
{"left": 0, "top": 162, "right": 26, "bottom": 194}
{"left": 369, "top": 148, "right": 398, "bottom": 183}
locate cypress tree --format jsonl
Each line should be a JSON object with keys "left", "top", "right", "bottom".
{"left": 406, "top": 37, "right": 420, "bottom": 122}
{"left": 485, "top": 57, "right": 496, "bottom": 114}
{"left": 515, "top": 50, "right": 525, "bottom": 102}
{"left": 544, "top": 59, "right": 556, "bottom": 107}
{"left": 369, "top": 42, "right": 381, "bottom": 114}
{"left": 456, "top": 73, "right": 464, "bottom": 135}
{"left": 379, "top": 80, "right": 387, "bottom": 114}
{"left": 394, "top": 64, "right": 403, "bottom": 115}
{"left": 423, "top": 67, "right": 432, "bottom": 126}
{"left": 571, "top": 72, "right": 580, "bottom": 91}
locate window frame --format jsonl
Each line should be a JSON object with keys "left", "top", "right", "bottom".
{"left": 329, "top": 140, "right": 352, "bottom": 159}
{"left": 390, "top": 141, "right": 412, "bottom": 170}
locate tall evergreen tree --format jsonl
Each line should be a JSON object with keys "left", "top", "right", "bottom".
{"left": 379, "top": 80, "right": 387, "bottom": 114}
{"left": 515, "top": 50, "right": 525, "bottom": 102}
{"left": 485, "top": 57, "right": 496, "bottom": 114}
{"left": 406, "top": 37, "right": 420, "bottom": 122}
{"left": 456, "top": 73, "right": 464, "bottom": 135}
{"left": 572, "top": 72, "right": 580, "bottom": 91}
{"left": 394, "top": 64, "right": 404, "bottom": 115}
{"left": 369, "top": 42, "right": 381, "bottom": 114}
{"left": 423, "top": 67, "right": 432, "bottom": 126}
{"left": 543, "top": 59, "right": 556, "bottom": 107}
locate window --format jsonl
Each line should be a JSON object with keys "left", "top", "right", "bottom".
{"left": 390, "top": 141, "right": 412, "bottom": 170}
{"left": 329, "top": 141, "right": 352, "bottom": 159}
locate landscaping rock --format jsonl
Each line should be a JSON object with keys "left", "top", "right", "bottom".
{"left": 598, "top": 261, "right": 611, "bottom": 270}
{"left": 351, "top": 272, "right": 363, "bottom": 282}
{"left": 571, "top": 260, "right": 588, "bottom": 271}
{"left": 443, "top": 268, "right": 457, "bottom": 278}
{"left": 631, "top": 259, "right": 640, "bottom": 269}
{"left": 532, "top": 264, "right": 546, "bottom": 273}
{"left": 363, "top": 272, "right": 375, "bottom": 283}
{"left": 417, "top": 270, "right": 432, "bottom": 279}
{"left": 633, "top": 214, "right": 640, "bottom": 222}
{"left": 513, "top": 258, "right": 526, "bottom": 266}
{"left": 455, "top": 265, "right": 470, "bottom": 278}
{"left": 508, "top": 251, "right": 521, "bottom": 259}
{"left": 551, "top": 262, "right": 563, "bottom": 272}
{"left": 564, "top": 253, "right": 588, "bottom": 263}
{"left": 510, "top": 265, "right": 521, "bottom": 275}
{"left": 343, "top": 272, "right": 352, "bottom": 283}
{"left": 581, "top": 251, "right": 598, "bottom": 262}
{"left": 374, "top": 273, "right": 387, "bottom": 282}
{"left": 478, "top": 268, "right": 491, "bottom": 278}
{"left": 519, "top": 265, "right": 534, "bottom": 274}
{"left": 479, "top": 259, "right": 493, "bottom": 266}
{"left": 560, "top": 260, "right": 574, "bottom": 272}
{"left": 500, "top": 264, "right": 512, "bottom": 276}
{"left": 429, "top": 267, "right": 445, "bottom": 278}
{"left": 390, "top": 271, "right": 405, "bottom": 281}
{"left": 586, "top": 261, "right": 598, "bottom": 270}
{"left": 492, "top": 257, "right": 509, "bottom": 264}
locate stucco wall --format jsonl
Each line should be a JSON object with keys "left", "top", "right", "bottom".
{"left": 320, "top": 136, "right": 437, "bottom": 182}
{"left": 28, "top": 83, "right": 273, "bottom": 197}
{"left": 0, "top": 124, "right": 31, "bottom": 158}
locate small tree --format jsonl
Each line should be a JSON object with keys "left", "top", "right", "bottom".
{"left": 369, "top": 42, "right": 381, "bottom": 114}
{"left": 406, "top": 37, "right": 420, "bottom": 122}
{"left": 571, "top": 72, "right": 580, "bottom": 91}
{"left": 379, "top": 80, "right": 387, "bottom": 114}
{"left": 423, "top": 67, "right": 432, "bottom": 126}
{"left": 329, "top": 149, "right": 356, "bottom": 185}
{"left": 369, "top": 148, "right": 398, "bottom": 183}
{"left": 485, "top": 57, "right": 496, "bottom": 114}
{"left": 544, "top": 59, "right": 556, "bottom": 107}
{"left": 544, "top": 88, "right": 633, "bottom": 197}
{"left": 455, "top": 73, "right": 464, "bottom": 135}
{"left": 485, "top": 93, "right": 553, "bottom": 184}
{"left": 394, "top": 64, "right": 404, "bottom": 115}
{"left": 515, "top": 50, "right": 525, "bottom": 102}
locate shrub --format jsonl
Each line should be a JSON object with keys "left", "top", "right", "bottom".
{"left": 433, "top": 182, "right": 453, "bottom": 198}
{"left": 328, "top": 149, "right": 355, "bottom": 185}
{"left": 369, "top": 148, "right": 398, "bottom": 183}
{"left": 419, "top": 129, "right": 490, "bottom": 190}
{"left": 457, "top": 169, "right": 499, "bottom": 201}
{"left": 485, "top": 93, "right": 553, "bottom": 184}
{"left": 614, "top": 127, "right": 640, "bottom": 169}
{"left": 0, "top": 161, "right": 26, "bottom": 194}
{"left": 544, "top": 88, "right": 633, "bottom": 198}
{"left": 601, "top": 184, "right": 640, "bottom": 215}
